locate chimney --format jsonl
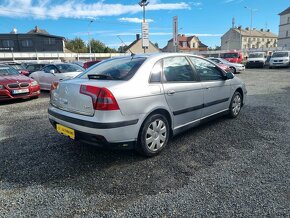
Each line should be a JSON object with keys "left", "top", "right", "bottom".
{"left": 245, "top": 27, "right": 249, "bottom": 31}
{"left": 260, "top": 28, "right": 264, "bottom": 32}
{"left": 136, "top": 34, "right": 140, "bottom": 40}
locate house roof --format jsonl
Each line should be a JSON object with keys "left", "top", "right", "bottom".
{"left": 232, "top": 28, "right": 278, "bottom": 38}
{"left": 27, "top": 26, "right": 49, "bottom": 35}
{"left": 125, "top": 38, "right": 160, "bottom": 53}
{"left": 279, "top": 7, "right": 290, "bottom": 15}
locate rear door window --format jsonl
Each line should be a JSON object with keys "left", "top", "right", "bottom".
{"left": 163, "top": 57, "right": 195, "bottom": 82}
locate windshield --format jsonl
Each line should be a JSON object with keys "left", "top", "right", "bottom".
{"left": 222, "top": 53, "right": 239, "bottom": 58}
{"left": 249, "top": 53, "right": 264, "bottom": 58}
{"left": 78, "top": 57, "right": 146, "bottom": 80}
{"left": 9, "top": 64, "right": 23, "bottom": 70}
{"left": 26, "top": 64, "right": 46, "bottom": 71}
{"left": 55, "top": 64, "right": 84, "bottom": 73}
{"left": 0, "top": 66, "right": 20, "bottom": 76}
{"left": 272, "top": 52, "right": 288, "bottom": 58}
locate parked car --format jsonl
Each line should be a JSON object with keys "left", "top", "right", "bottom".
{"left": 208, "top": 57, "right": 245, "bottom": 73}
{"left": 269, "top": 51, "right": 290, "bottom": 68}
{"left": 48, "top": 53, "right": 247, "bottom": 157}
{"left": 25, "top": 63, "right": 47, "bottom": 75}
{"left": 29, "top": 63, "right": 84, "bottom": 90}
{"left": 220, "top": 51, "right": 244, "bottom": 64}
{"left": 0, "top": 64, "right": 40, "bottom": 101}
{"left": 6, "top": 62, "right": 30, "bottom": 76}
{"left": 83, "top": 60, "right": 102, "bottom": 69}
{"left": 216, "top": 63, "right": 232, "bottom": 72}
{"left": 246, "top": 52, "right": 267, "bottom": 68}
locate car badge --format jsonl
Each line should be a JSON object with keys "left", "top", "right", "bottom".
{"left": 64, "top": 86, "right": 68, "bottom": 95}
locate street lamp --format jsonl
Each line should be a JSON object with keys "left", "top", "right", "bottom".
{"left": 139, "top": 0, "right": 149, "bottom": 53}
{"left": 139, "top": 0, "right": 149, "bottom": 23}
{"left": 88, "top": 19, "right": 94, "bottom": 60}
{"left": 244, "top": 6, "right": 257, "bottom": 49}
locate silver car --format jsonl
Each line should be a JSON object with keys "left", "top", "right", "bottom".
{"left": 29, "top": 63, "right": 84, "bottom": 90}
{"left": 208, "top": 57, "right": 245, "bottom": 73}
{"left": 48, "top": 53, "right": 247, "bottom": 156}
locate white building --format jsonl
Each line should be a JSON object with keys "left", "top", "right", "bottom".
{"left": 278, "top": 7, "right": 290, "bottom": 49}
{"left": 221, "top": 27, "right": 278, "bottom": 50}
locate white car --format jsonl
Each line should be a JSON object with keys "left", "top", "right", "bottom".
{"left": 208, "top": 58, "right": 245, "bottom": 73}
{"left": 246, "top": 52, "right": 267, "bottom": 68}
{"left": 269, "top": 51, "right": 290, "bottom": 68}
{"left": 29, "top": 63, "right": 84, "bottom": 90}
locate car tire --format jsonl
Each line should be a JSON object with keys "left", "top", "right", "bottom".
{"left": 230, "top": 67, "right": 236, "bottom": 74}
{"left": 136, "top": 113, "right": 170, "bottom": 157}
{"left": 228, "top": 91, "right": 242, "bottom": 118}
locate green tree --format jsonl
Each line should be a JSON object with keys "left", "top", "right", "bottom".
{"left": 65, "top": 37, "right": 87, "bottom": 53}
{"left": 118, "top": 45, "right": 129, "bottom": 53}
{"left": 154, "top": 42, "right": 159, "bottom": 48}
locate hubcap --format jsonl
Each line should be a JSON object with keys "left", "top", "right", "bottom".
{"left": 232, "top": 95, "right": 241, "bottom": 116}
{"left": 145, "top": 119, "right": 167, "bottom": 152}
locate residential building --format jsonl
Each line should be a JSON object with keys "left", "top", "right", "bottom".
{"left": 278, "top": 7, "right": 290, "bottom": 49}
{"left": 0, "top": 26, "right": 65, "bottom": 52}
{"left": 162, "top": 35, "right": 208, "bottom": 52}
{"left": 125, "top": 34, "right": 160, "bottom": 54}
{"left": 221, "top": 27, "right": 278, "bottom": 50}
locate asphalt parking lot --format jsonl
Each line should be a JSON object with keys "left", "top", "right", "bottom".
{"left": 1, "top": 68, "right": 290, "bottom": 217}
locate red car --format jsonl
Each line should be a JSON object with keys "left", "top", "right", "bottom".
{"left": 0, "top": 64, "right": 40, "bottom": 101}
{"left": 221, "top": 51, "right": 244, "bottom": 64}
{"left": 83, "top": 60, "right": 102, "bottom": 69}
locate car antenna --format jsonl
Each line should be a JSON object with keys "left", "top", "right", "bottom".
{"left": 117, "top": 35, "right": 135, "bottom": 57}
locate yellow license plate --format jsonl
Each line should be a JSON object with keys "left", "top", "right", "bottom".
{"left": 56, "top": 124, "right": 75, "bottom": 139}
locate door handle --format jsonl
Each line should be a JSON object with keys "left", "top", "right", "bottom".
{"left": 167, "top": 90, "right": 176, "bottom": 95}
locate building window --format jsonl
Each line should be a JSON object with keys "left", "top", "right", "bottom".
{"left": 2, "top": 40, "right": 14, "bottom": 48}
{"left": 182, "top": 42, "right": 187, "bottom": 48}
{"left": 288, "top": 17, "right": 290, "bottom": 23}
{"left": 21, "top": 39, "right": 33, "bottom": 47}
{"left": 191, "top": 43, "right": 195, "bottom": 48}
{"left": 44, "top": 38, "right": 56, "bottom": 45}
{"left": 287, "top": 31, "right": 289, "bottom": 38}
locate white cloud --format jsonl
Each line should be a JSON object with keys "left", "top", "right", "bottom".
{"left": 0, "top": 0, "right": 190, "bottom": 19}
{"left": 119, "top": 17, "right": 154, "bottom": 23}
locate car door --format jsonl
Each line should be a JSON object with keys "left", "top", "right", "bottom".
{"left": 189, "top": 57, "right": 231, "bottom": 118}
{"left": 40, "top": 65, "right": 59, "bottom": 90}
{"left": 161, "top": 56, "right": 204, "bottom": 129}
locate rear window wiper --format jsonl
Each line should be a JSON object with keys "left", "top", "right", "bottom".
{"left": 87, "top": 74, "right": 114, "bottom": 80}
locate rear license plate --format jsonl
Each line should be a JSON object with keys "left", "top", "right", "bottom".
{"left": 56, "top": 124, "right": 75, "bottom": 139}
{"left": 12, "top": 89, "right": 29, "bottom": 94}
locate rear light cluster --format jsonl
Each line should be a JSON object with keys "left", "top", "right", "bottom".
{"left": 80, "top": 85, "right": 119, "bottom": 111}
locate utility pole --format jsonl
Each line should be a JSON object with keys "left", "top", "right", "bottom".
{"left": 139, "top": 0, "right": 149, "bottom": 53}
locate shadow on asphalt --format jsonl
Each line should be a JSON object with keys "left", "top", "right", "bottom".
{"left": 0, "top": 91, "right": 289, "bottom": 200}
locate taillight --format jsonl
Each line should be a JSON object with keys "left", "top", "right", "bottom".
{"left": 51, "top": 81, "right": 59, "bottom": 91}
{"left": 80, "top": 85, "right": 119, "bottom": 111}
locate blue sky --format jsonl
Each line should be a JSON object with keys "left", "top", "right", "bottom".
{"left": 0, "top": 0, "right": 289, "bottom": 49}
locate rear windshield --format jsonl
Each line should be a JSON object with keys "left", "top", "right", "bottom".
{"left": 0, "top": 66, "right": 19, "bottom": 76}
{"left": 78, "top": 57, "right": 146, "bottom": 80}
{"left": 221, "top": 53, "right": 239, "bottom": 58}
{"left": 272, "top": 52, "right": 288, "bottom": 58}
{"left": 249, "top": 53, "right": 264, "bottom": 58}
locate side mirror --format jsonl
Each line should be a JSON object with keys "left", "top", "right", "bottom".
{"left": 20, "top": 70, "right": 29, "bottom": 76}
{"left": 49, "top": 69, "right": 55, "bottom": 75}
{"left": 224, "top": 72, "right": 234, "bottom": 80}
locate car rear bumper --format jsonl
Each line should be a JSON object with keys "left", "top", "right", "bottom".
{"left": 48, "top": 105, "right": 141, "bottom": 145}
